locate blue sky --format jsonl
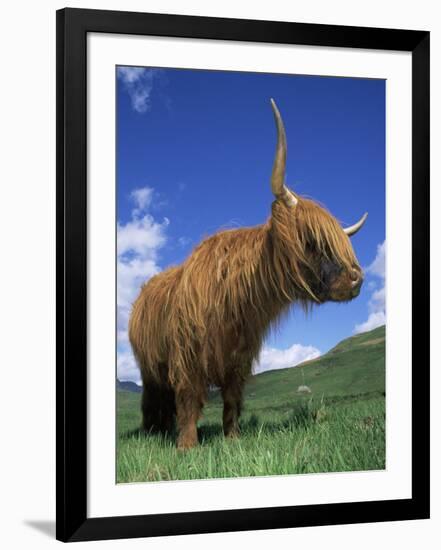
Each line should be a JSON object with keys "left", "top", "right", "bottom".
{"left": 116, "top": 66, "right": 385, "bottom": 383}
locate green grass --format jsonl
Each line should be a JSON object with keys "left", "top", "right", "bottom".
{"left": 117, "top": 325, "right": 385, "bottom": 483}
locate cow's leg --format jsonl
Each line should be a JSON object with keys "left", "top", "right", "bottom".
{"left": 221, "top": 371, "right": 246, "bottom": 438}
{"left": 141, "top": 380, "right": 161, "bottom": 433}
{"left": 175, "top": 385, "right": 205, "bottom": 450}
{"left": 141, "top": 374, "right": 176, "bottom": 435}
{"left": 158, "top": 384, "right": 176, "bottom": 434}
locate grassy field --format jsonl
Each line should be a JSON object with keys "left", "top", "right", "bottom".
{"left": 117, "top": 325, "right": 385, "bottom": 483}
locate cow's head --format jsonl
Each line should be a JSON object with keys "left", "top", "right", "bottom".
{"left": 269, "top": 99, "right": 367, "bottom": 303}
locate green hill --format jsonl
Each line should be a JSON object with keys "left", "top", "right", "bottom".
{"left": 208, "top": 325, "right": 385, "bottom": 412}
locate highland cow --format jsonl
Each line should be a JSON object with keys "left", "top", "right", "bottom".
{"left": 129, "top": 99, "right": 367, "bottom": 449}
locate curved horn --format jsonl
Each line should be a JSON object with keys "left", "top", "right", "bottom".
{"left": 270, "top": 99, "right": 297, "bottom": 207}
{"left": 344, "top": 212, "right": 368, "bottom": 236}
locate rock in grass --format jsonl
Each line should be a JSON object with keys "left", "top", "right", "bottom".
{"left": 297, "top": 385, "right": 312, "bottom": 394}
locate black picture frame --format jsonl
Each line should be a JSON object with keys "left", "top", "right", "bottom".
{"left": 56, "top": 7, "right": 430, "bottom": 543}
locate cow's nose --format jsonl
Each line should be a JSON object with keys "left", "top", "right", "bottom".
{"left": 351, "top": 267, "right": 363, "bottom": 289}
{"left": 350, "top": 268, "right": 359, "bottom": 284}
{"left": 351, "top": 268, "right": 363, "bottom": 296}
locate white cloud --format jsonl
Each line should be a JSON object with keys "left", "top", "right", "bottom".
{"left": 117, "top": 67, "right": 146, "bottom": 84}
{"left": 370, "top": 286, "right": 385, "bottom": 313}
{"left": 117, "top": 215, "right": 169, "bottom": 263}
{"left": 367, "top": 241, "right": 385, "bottom": 279}
{"left": 131, "top": 187, "right": 153, "bottom": 215}
{"left": 117, "top": 349, "right": 141, "bottom": 385}
{"left": 354, "top": 241, "right": 386, "bottom": 334}
{"left": 354, "top": 311, "right": 386, "bottom": 334}
{"left": 117, "top": 66, "right": 159, "bottom": 113}
{"left": 117, "top": 186, "right": 168, "bottom": 382}
{"left": 253, "top": 343, "right": 321, "bottom": 375}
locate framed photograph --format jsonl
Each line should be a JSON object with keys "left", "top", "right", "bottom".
{"left": 56, "top": 8, "right": 430, "bottom": 542}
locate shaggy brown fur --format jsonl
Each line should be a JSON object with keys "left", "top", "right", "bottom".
{"left": 129, "top": 197, "right": 363, "bottom": 449}
{"left": 129, "top": 100, "right": 365, "bottom": 449}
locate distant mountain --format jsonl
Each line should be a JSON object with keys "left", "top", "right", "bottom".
{"left": 117, "top": 379, "right": 142, "bottom": 393}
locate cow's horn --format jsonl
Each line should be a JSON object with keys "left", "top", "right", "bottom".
{"left": 270, "top": 99, "right": 297, "bottom": 207}
{"left": 344, "top": 212, "right": 368, "bottom": 236}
